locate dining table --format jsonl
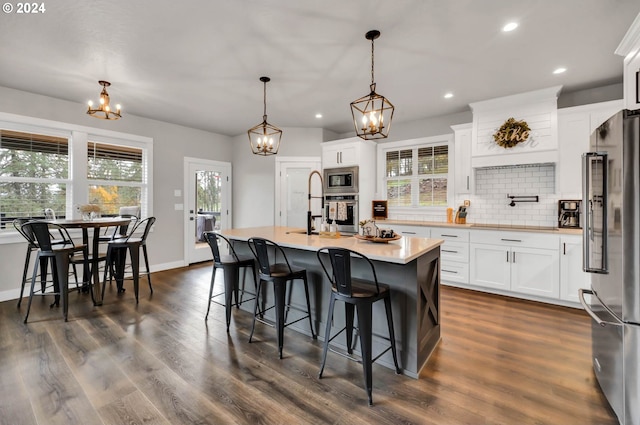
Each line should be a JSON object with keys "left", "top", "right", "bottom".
{"left": 51, "top": 217, "right": 131, "bottom": 306}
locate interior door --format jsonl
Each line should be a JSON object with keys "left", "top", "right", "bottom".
{"left": 184, "top": 158, "right": 231, "bottom": 264}
{"left": 275, "top": 158, "right": 321, "bottom": 228}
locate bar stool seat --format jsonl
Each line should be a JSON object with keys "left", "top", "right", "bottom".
{"left": 248, "top": 237, "right": 316, "bottom": 359}
{"left": 316, "top": 246, "right": 401, "bottom": 406}
{"left": 203, "top": 231, "right": 257, "bottom": 331}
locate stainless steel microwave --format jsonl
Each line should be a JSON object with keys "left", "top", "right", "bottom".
{"left": 323, "top": 166, "right": 358, "bottom": 194}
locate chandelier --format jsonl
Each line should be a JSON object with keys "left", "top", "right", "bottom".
{"left": 350, "top": 30, "right": 394, "bottom": 140}
{"left": 87, "top": 80, "right": 122, "bottom": 120}
{"left": 248, "top": 76, "right": 282, "bottom": 156}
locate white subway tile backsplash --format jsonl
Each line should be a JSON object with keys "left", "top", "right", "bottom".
{"left": 461, "top": 164, "right": 558, "bottom": 227}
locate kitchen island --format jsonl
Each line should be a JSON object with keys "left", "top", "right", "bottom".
{"left": 221, "top": 226, "right": 443, "bottom": 378}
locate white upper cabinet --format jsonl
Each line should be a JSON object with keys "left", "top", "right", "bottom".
{"left": 556, "top": 100, "right": 623, "bottom": 197}
{"left": 321, "top": 137, "right": 375, "bottom": 168}
{"left": 615, "top": 12, "right": 640, "bottom": 111}
{"left": 451, "top": 123, "right": 472, "bottom": 195}
{"left": 322, "top": 143, "right": 358, "bottom": 167}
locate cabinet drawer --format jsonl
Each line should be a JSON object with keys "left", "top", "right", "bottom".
{"left": 440, "top": 241, "right": 469, "bottom": 263}
{"left": 470, "top": 230, "right": 558, "bottom": 250}
{"left": 431, "top": 227, "right": 469, "bottom": 242}
{"left": 392, "top": 225, "right": 430, "bottom": 238}
{"left": 441, "top": 261, "right": 469, "bottom": 285}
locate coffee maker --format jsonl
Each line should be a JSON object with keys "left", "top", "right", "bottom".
{"left": 558, "top": 200, "right": 581, "bottom": 228}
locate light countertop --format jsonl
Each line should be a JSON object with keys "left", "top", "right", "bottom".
{"left": 377, "top": 219, "right": 583, "bottom": 235}
{"left": 221, "top": 226, "right": 443, "bottom": 265}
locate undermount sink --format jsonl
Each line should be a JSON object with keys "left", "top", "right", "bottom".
{"left": 285, "top": 229, "right": 354, "bottom": 237}
{"left": 286, "top": 230, "right": 317, "bottom": 235}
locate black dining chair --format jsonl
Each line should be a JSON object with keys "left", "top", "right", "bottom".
{"left": 203, "top": 231, "right": 257, "bottom": 331}
{"left": 102, "top": 217, "right": 156, "bottom": 303}
{"left": 316, "top": 246, "right": 401, "bottom": 406}
{"left": 21, "top": 221, "right": 89, "bottom": 323}
{"left": 14, "top": 218, "right": 81, "bottom": 307}
{"left": 247, "top": 237, "right": 316, "bottom": 359}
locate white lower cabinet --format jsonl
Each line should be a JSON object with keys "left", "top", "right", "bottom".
{"left": 470, "top": 230, "right": 560, "bottom": 299}
{"left": 470, "top": 243, "right": 511, "bottom": 290}
{"left": 387, "top": 224, "right": 581, "bottom": 305}
{"left": 510, "top": 246, "right": 559, "bottom": 298}
{"left": 559, "top": 235, "right": 590, "bottom": 303}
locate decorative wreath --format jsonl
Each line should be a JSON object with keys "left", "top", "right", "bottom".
{"left": 493, "top": 117, "right": 531, "bottom": 148}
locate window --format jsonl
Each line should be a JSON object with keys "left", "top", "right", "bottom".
{"left": 383, "top": 138, "right": 450, "bottom": 208}
{"left": 0, "top": 115, "right": 152, "bottom": 234}
{"left": 87, "top": 141, "right": 144, "bottom": 216}
{"left": 0, "top": 129, "right": 70, "bottom": 227}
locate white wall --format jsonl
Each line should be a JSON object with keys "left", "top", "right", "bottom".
{"left": 0, "top": 85, "right": 233, "bottom": 299}
{"left": 232, "top": 127, "right": 324, "bottom": 228}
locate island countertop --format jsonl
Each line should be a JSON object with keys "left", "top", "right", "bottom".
{"left": 221, "top": 226, "right": 443, "bottom": 264}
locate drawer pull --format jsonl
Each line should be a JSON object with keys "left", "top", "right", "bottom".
{"left": 441, "top": 234, "right": 458, "bottom": 238}
{"left": 442, "top": 269, "right": 458, "bottom": 274}
{"left": 442, "top": 249, "right": 458, "bottom": 253}
{"left": 501, "top": 238, "right": 522, "bottom": 242}
{"left": 402, "top": 231, "right": 417, "bottom": 235}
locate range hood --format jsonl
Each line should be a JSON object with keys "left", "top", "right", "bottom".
{"left": 469, "top": 86, "right": 562, "bottom": 168}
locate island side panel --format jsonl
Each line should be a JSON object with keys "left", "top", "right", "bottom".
{"left": 416, "top": 246, "right": 441, "bottom": 374}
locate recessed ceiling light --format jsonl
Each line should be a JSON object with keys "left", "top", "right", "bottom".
{"left": 315, "top": 113, "right": 322, "bottom": 118}
{"left": 553, "top": 67, "right": 567, "bottom": 74}
{"left": 444, "top": 93, "right": 454, "bottom": 99}
{"left": 503, "top": 22, "right": 518, "bottom": 32}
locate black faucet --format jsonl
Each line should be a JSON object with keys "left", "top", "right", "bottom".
{"left": 307, "top": 170, "right": 324, "bottom": 235}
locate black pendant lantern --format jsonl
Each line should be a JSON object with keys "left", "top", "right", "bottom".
{"left": 248, "top": 76, "right": 282, "bottom": 156}
{"left": 350, "top": 30, "right": 394, "bottom": 140}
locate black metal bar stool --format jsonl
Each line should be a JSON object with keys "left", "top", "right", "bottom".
{"left": 14, "top": 218, "right": 81, "bottom": 306}
{"left": 316, "top": 246, "right": 401, "bottom": 406}
{"left": 102, "top": 217, "right": 156, "bottom": 303}
{"left": 248, "top": 237, "right": 316, "bottom": 359}
{"left": 21, "top": 221, "right": 88, "bottom": 323}
{"left": 203, "top": 231, "right": 257, "bottom": 331}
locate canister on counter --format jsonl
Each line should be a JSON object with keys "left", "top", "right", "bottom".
{"left": 446, "top": 207, "right": 454, "bottom": 223}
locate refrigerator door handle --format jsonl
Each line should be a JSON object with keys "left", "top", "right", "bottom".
{"left": 579, "top": 289, "right": 620, "bottom": 327}
{"left": 582, "top": 152, "right": 608, "bottom": 273}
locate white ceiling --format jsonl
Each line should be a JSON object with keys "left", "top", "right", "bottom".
{"left": 1, "top": 0, "right": 639, "bottom": 136}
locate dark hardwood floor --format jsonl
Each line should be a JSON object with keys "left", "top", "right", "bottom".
{"left": 0, "top": 263, "right": 617, "bottom": 425}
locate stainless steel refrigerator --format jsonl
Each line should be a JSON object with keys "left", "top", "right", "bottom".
{"left": 580, "top": 109, "right": 640, "bottom": 425}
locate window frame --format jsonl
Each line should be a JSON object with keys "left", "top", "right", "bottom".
{"left": 0, "top": 112, "right": 153, "bottom": 244}
{"left": 376, "top": 134, "right": 453, "bottom": 214}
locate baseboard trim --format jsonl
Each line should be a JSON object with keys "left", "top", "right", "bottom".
{"left": 0, "top": 260, "right": 192, "bottom": 303}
